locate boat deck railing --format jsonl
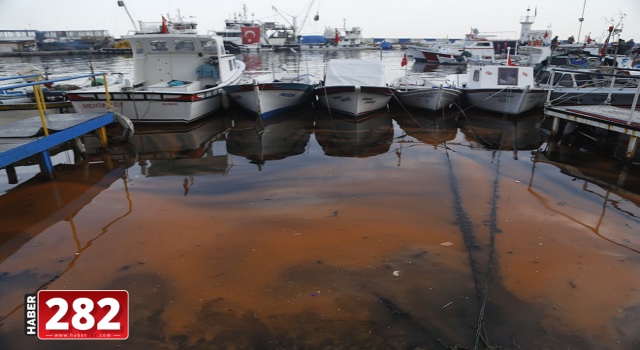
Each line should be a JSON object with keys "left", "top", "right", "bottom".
{"left": 543, "top": 67, "right": 640, "bottom": 161}
{"left": 543, "top": 66, "right": 640, "bottom": 112}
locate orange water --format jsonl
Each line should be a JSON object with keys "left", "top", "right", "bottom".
{"left": 1, "top": 109, "right": 639, "bottom": 349}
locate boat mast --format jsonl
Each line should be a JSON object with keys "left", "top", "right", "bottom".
{"left": 577, "top": 0, "right": 586, "bottom": 42}
{"left": 117, "top": 0, "right": 138, "bottom": 32}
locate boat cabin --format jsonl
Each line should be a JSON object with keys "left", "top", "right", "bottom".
{"left": 450, "top": 65, "right": 536, "bottom": 89}
{"left": 123, "top": 33, "right": 237, "bottom": 91}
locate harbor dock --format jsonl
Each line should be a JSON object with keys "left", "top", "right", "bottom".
{"left": 0, "top": 73, "right": 132, "bottom": 180}
{"left": 544, "top": 68, "right": 640, "bottom": 161}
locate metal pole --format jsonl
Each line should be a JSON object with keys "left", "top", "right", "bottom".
{"left": 117, "top": 1, "right": 138, "bottom": 32}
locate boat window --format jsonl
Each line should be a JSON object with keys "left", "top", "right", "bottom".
{"left": 174, "top": 39, "right": 195, "bottom": 52}
{"left": 536, "top": 71, "right": 550, "bottom": 85}
{"left": 477, "top": 42, "right": 491, "bottom": 47}
{"left": 473, "top": 69, "right": 480, "bottom": 82}
{"left": 201, "top": 40, "right": 217, "bottom": 53}
{"left": 229, "top": 59, "right": 234, "bottom": 71}
{"left": 574, "top": 74, "right": 593, "bottom": 87}
{"left": 558, "top": 74, "right": 574, "bottom": 87}
{"left": 149, "top": 40, "right": 169, "bottom": 52}
{"left": 135, "top": 41, "right": 144, "bottom": 54}
{"left": 498, "top": 68, "right": 518, "bottom": 85}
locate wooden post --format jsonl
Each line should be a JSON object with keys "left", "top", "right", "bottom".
{"left": 551, "top": 116, "right": 560, "bottom": 136}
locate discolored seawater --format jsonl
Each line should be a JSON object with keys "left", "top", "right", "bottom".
{"left": 1, "top": 51, "right": 640, "bottom": 350}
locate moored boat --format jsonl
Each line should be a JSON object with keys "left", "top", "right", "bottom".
{"left": 390, "top": 75, "right": 461, "bottom": 112}
{"left": 314, "top": 59, "right": 393, "bottom": 119}
{"left": 445, "top": 64, "right": 546, "bottom": 115}
{"left": 224, "top": 72, "right": 319, "bottom": 120}
{"left": 68, "top": 13, "right": 245, "bottom": 124}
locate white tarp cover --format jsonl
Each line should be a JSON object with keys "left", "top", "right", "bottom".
{"left": 324, "top": 59, "right": 386, "bottom": 87}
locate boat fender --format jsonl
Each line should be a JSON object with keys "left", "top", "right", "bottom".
{"left": 108, "top": 112, "right": 135, "bottom": 143}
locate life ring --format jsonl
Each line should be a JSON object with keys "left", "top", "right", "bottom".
{"left": 97, "top": 112, "right": 134, "bottom": 144}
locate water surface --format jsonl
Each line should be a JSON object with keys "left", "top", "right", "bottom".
{"left": 0, "top": 51, "right": 639, "bottom": 349}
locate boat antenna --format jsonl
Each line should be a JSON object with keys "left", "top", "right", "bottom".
{"left": 577, "top": 0, "right": 586, "bottom": 43}
{"left": 117, "top": 1, "right": 138, "bottom": 32}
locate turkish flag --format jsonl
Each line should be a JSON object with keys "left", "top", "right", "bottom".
{"left": 241, "top": 27, "right": 261, "bottom": 45}
{"left": 335, "top": 29, "right": 340, "bottom": 44}
{"left": 401, "top": 53, "right": 407, "bottom": 67}
{"left": 543, "top": 31, "right": 548, "bottom": 39}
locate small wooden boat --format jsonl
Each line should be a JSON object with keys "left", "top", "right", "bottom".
{"left": 390, "top": 75, "right": 461, "bottom": 112}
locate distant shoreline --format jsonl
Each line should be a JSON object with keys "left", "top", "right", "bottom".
{"left": 0, "top": 49, "right": 132, "bottom": 57}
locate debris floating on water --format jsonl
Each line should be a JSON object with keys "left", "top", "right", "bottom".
{"left": 440, "top": 242, "right": 454, "bottom": 246}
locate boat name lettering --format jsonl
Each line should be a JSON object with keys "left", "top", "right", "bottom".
{"left": 81, "top": 102, "right": 122, "bottom": 109}
{"left": 162, "top": 102, "right": 179, "bottom": 106}
{"left": 340, "top": 97, "right": 352, "bottom": 102}
{"left": 278, "top": 92, "right": 297, "bottom": 98}
{"left": 362, "top": 97, "right": 374, "bottom": 101}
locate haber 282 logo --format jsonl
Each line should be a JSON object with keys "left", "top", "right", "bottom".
{"left": 25, "top": 290, "right": 129, "bottom": 340}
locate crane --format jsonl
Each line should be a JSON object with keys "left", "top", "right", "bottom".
{"left": 271, "top": 0, "right": 319, "bottom": 42}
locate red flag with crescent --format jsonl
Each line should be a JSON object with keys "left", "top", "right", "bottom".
{"left": 241, "top": 27, "right": 261, "bottom": 45}
{"left": 401, "top": 53, "right": 407, "bottom": 67}
{"left": 335, "top": 29, "right": 340, "bottom": 44}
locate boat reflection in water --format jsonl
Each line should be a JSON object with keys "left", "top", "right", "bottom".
{"left": 530, "top": 145, "right": 640, "bottom": 252}
{"left": 0, "top": 158, "right": 128, "bottom": 320}
{"left": 456, "top": 109, "right": 545, "bottom": 159}
{"left": 314, "top": 110, "right": 393, "bottom": 157}
{"left": 393, "top": 110, "right": 458, "bottom": 149}
{"left": 226, "top": 110, "right": 314, "bottom": 170}
{"left": 85, "top": 116, "right": 234, "bottom": 177}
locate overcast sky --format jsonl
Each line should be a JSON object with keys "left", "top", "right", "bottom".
{"left": 0, "top": 0, "right": 638, "bottom": 42}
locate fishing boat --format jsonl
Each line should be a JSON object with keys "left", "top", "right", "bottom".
{"left": 445, "top": 64, "right": 546, "bottom": 115}
{"left": 389, "top": 74, "right": 461, "bottom": 112}
{"left": 213, "top": 4, "right": 272, "bottom": 52}
{"left": 411, "top": 31, "right": 496, "bottom": 64}
{"left": 0, "top": 74, "right": 75, "bottom": 120}
{"left": 314, "top": 59, "right": 393, "bottom": 119}
{"left": 299, "top": 24, "right": 368, "bottom": 51}
{"left": 68, "top": 13, "right": 245, "bottom": 124}
{"left": 223, "top": 72, "right": 319, "bottom": 120}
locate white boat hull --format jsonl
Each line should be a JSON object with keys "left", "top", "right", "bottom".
{"left": 463, "top": 88, "right": 546, "bottom": 115}
{"left": 393, "top": 87, "right": 461, "bottom": 111}
{"left": 315, "top": 86, "right": 393, "bottom": 119}
{"left": 224, "top": 82, "right": 315, "bottom": 120}
{"left": 70, "top": 88, "right": 228, "bottom": 124}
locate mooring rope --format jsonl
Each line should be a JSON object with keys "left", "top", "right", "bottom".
{"left": 473, "top": 130, "right": 503, "bottom": 350}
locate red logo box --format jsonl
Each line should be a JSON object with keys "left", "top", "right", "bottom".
{"left": 37, "top": 290, "right": 129, "bottom": 340}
